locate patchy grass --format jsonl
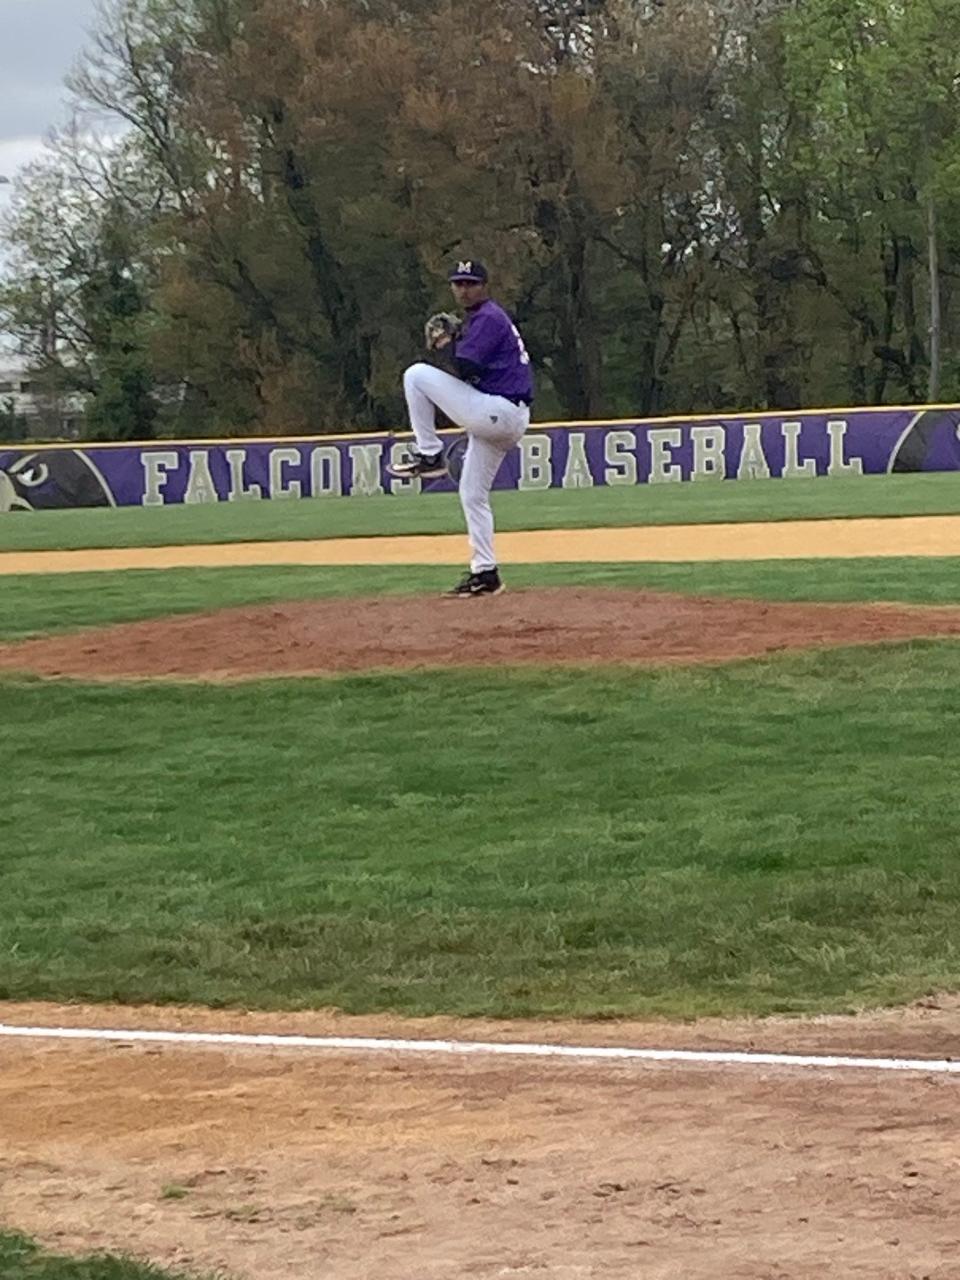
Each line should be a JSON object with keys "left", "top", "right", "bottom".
{"left": 0, "top": 1232, "right": 220, "bottom": 1280}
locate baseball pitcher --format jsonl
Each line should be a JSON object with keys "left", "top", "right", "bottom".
{"left": 389, "top": 259, "right": 534, "bottom": 597}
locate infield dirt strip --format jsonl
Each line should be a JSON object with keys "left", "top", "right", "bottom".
{"left": 2, "top": 1001, "right": 960, "bottom": 1280}
{"left": 1, "top": 512, "right": 960, "bottom": 573}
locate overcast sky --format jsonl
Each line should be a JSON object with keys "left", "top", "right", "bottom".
{"left": 0, "top": 0, "right": 103, "bottom": 204}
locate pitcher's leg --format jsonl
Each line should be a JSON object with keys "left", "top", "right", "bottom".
{"left": 459, "top": 435, "right": 508, "bottom": 572}
{"left": 402, "top": 363, "right": 445, "bottom": 456}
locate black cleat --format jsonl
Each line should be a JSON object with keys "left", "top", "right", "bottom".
{"left": 444, "top": 569, "right": 504, "bottom": 598}
{"left": 388, "top": 450, "right": 447, "bottom": 478}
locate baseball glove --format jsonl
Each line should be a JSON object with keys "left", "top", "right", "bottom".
{"left": 443, "top": 433, "right": 469, "bottom": 486}
{"left": 424, "top": 311, "right": 461, "bottom": 351}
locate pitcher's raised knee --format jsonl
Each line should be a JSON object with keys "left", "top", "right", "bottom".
{"left": 403, "top": 362, "right": 432, "bottom": 392}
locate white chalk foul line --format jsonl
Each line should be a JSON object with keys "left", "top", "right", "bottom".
{"left": 0, "top": 1023, "right": 958, "bottom": 1074}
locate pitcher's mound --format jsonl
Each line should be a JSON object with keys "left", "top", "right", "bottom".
{"left": 2, "top": 589, "right": 960, "bottom": 681}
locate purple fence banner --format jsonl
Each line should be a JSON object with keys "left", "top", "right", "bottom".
{"left": 2, "top": 406, "right": 959, "bottom": 512}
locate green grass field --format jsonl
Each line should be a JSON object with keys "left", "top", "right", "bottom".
{"left": 4, "top": 643, "right": 960, "bottom": 1018}
{"left": 0, "top": 1233, "right": 211, "bottom": 1280}
{"left": 3, "top": 471, "right": 960, "bottom": 552}
{"left": 3, "top": 477, "right": 960, "bottom": 1023}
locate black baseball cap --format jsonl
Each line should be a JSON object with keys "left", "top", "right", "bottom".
{"left": 448, "top": 259, "right": 488, "bottom": 283}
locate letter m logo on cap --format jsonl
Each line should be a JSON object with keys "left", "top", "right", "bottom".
{"left": 449, "top": 258, "right": 487, "bottom": 282}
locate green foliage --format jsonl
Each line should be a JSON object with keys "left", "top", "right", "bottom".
{"left": 2, "top": 0, "right": 960, "bottom": 432}
{"left": 0, "top": 396, "right": 27, "bottom": 442}
{"left": 82, "top": 215, "right": 158, "bottom": 440}
{"left": 782, "top": 0, "right": 960, "bottom": 401}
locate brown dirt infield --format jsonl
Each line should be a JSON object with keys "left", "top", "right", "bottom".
{"left": 2, "top": 1001, "right": 960, "bottom": 1279}
{"left": 3, "top": 587, "right": 960, "bottom": 680}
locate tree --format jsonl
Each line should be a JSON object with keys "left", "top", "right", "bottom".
{"left": 5, "top": 0, "right": 960, "bottom": 438}
{"left": 0, "top": 397, "right": 28, "bottom": 442}
{"left": 0, "top": 130, "right": 162, "bottom": 439}
{"left": 783, "top": 0, "right": 960, "bottom": 403}
{"left": 81, "top": 208, "right": 158, "bottom": 439}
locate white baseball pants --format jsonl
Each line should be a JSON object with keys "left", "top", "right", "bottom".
{"left": 403, "top": 362, "right": 529, "bottom": 572}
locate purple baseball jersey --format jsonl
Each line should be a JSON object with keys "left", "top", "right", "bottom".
{"left": 455, "top": 300, "right": 535, "bottom": 402}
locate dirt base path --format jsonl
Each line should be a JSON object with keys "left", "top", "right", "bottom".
{"left": 2, "top": 1001, "right": 960, "bottom": 1280}
{"left": 2, "top": 513, "right": 960, "bottom": 575}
